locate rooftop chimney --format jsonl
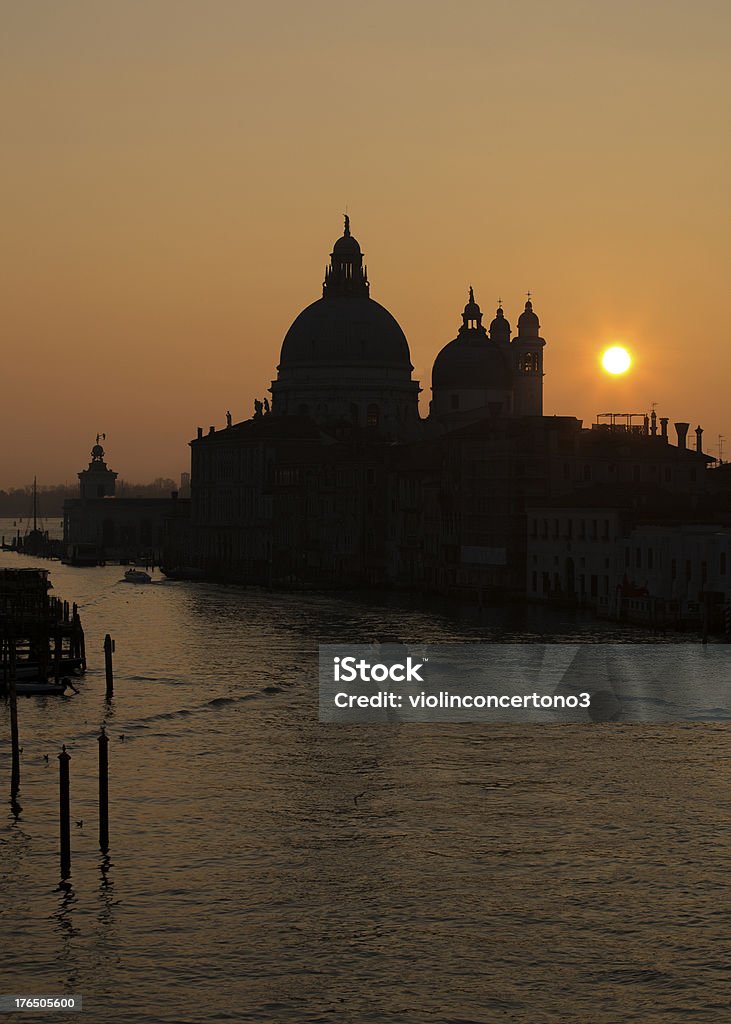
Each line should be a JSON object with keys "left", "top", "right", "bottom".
{"left": 660, "top": 417, "right": 669, "bottom": 441}
{"left": 695, "top": 425, "right": 703, "bottom": 454}
{"left": 650, "top": 410, "right": 657, "bottom": 436}
{"left": 209, "top": 425, "right": 215, "bottom": 434}
{"left": 197, "top": 426, "right": 203, "bottom": 439}
{"left": 675, "top": 422, "right": 689, "bottom": 450}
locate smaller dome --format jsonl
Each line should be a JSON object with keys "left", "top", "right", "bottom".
{"left": 518, "top": 299, "right": 540, "bottom": 337}
{"left": 490, "top": 306, "right": 511, "bottom": 342}
{"left": 432, "top": 338, "right": 511, "bottom": 390}
{"left": 91, "top": 443, "right": 104, "bottom": 459}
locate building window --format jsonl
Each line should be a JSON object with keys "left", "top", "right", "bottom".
{"left": 721, "top": 551, "right": 727, "bottom": 575}
{"left": 671, "top": 559, "right": 677, "bottom": 581}
{"left": 367, "top": 403, "right": 380, "bottom": 428}
{"left": 635, "top": 548, "right": 641, "bottom": 569}
{"left": 647, "top": 548, "right": 654, "bottom": 570}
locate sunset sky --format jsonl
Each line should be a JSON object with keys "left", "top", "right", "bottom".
{"left": 2, "top": 0, "right": 729, "bottom": 487}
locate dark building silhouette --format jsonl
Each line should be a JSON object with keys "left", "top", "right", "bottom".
{"left": 179, "top": 218, "right": 715, "bottom": 598}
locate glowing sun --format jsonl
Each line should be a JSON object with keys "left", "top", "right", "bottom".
{"left": 601, "top": 346, "right": 632, "bottom": 375}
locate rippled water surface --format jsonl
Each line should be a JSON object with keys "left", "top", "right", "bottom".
{"left": 1, "top": 549, "right": 730, "bottom": 1023}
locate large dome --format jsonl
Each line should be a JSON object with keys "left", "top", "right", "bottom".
{"left": 432, "top": 336, "right": 511, "bottom": 390}
{"left": 278, "top": 295, "right": 413, "bottom": 372}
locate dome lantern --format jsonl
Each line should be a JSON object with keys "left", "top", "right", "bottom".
{"left": 323, "top": 214, "right": 370, "bottom": 298}
{"left": 460, "top": 286, "right": 485, "bottom": 334}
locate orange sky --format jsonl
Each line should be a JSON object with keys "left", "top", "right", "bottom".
{"left": 1, "top": 1, "right": 729, "bottom": 487}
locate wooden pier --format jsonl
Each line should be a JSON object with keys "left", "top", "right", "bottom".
{"left": 0, "top": 568, "right": 86, "bottom": 687}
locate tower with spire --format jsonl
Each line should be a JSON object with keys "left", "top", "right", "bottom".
{"left": 511, "top": 296, "right": 545, "bottom": 416}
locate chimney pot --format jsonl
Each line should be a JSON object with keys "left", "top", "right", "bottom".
{"left": 660, "top": 417, "right": 669, "bottom": 440}
{"left": 674, "top": 422, "right": 690, "bottom": 450}
{"left": 695, "top": 425, "right": 703, "bottom": 454}
{"left": 197, "top": 426, "right": 203, "bottom": 439}
{"left": 209, "top": 426, "right": 215, "bottom": 434}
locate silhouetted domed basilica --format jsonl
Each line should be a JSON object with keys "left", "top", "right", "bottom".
{"left": 184, "top": 218, "right": 713, "bottom": 597}
{"left": 271, "top": 216, "right": 421, "bottom": 438}
{"left": 270, "top": 218, "right": 546, "bottom": 437}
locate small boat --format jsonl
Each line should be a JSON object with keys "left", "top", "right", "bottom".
{"left": 123, "top": 568, "right": 152, "bottom": 584}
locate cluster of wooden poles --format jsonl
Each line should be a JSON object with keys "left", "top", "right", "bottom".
{"left": 7, "top": 633, "right": 116, "bottom": 879}
{"left": 58, "top": 729, "right": 110, "bottom": 879}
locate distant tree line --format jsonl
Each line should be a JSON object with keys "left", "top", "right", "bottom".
{"left": 0, "top": 478, "right": 179, "bottom": 517}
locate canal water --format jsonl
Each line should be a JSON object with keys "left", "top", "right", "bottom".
{"left": 1, "top": 547, "right": 730, "bottom": 1023}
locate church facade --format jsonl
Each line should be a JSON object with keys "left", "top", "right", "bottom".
{"left": 180, "top": 219, "right": 711, "bottom": 596}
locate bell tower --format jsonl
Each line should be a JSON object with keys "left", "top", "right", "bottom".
{"left": 511, "top": 296, "right": 546, "bottom": 416}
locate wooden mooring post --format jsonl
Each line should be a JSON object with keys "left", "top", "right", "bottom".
{"left": 103, "top": 634, "right": 114, "bottom": 698}
{"left": 59, "top": 745, "right": 71, "bottom": 879}
{"left": 8, "top": 634, "right": 20, "bottom": 799}
{"left": 73, "top": 604, "right": 87, "bottom": 673}
{"left": 98, "top": 726, "right": 109, "bottom": 852}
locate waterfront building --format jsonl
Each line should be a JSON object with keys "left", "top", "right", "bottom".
{"left": 527, "top": 464, "right": 731, "bottom": 625}
{"left": 63, "top": 439, "right": 189, "bottom": 564}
